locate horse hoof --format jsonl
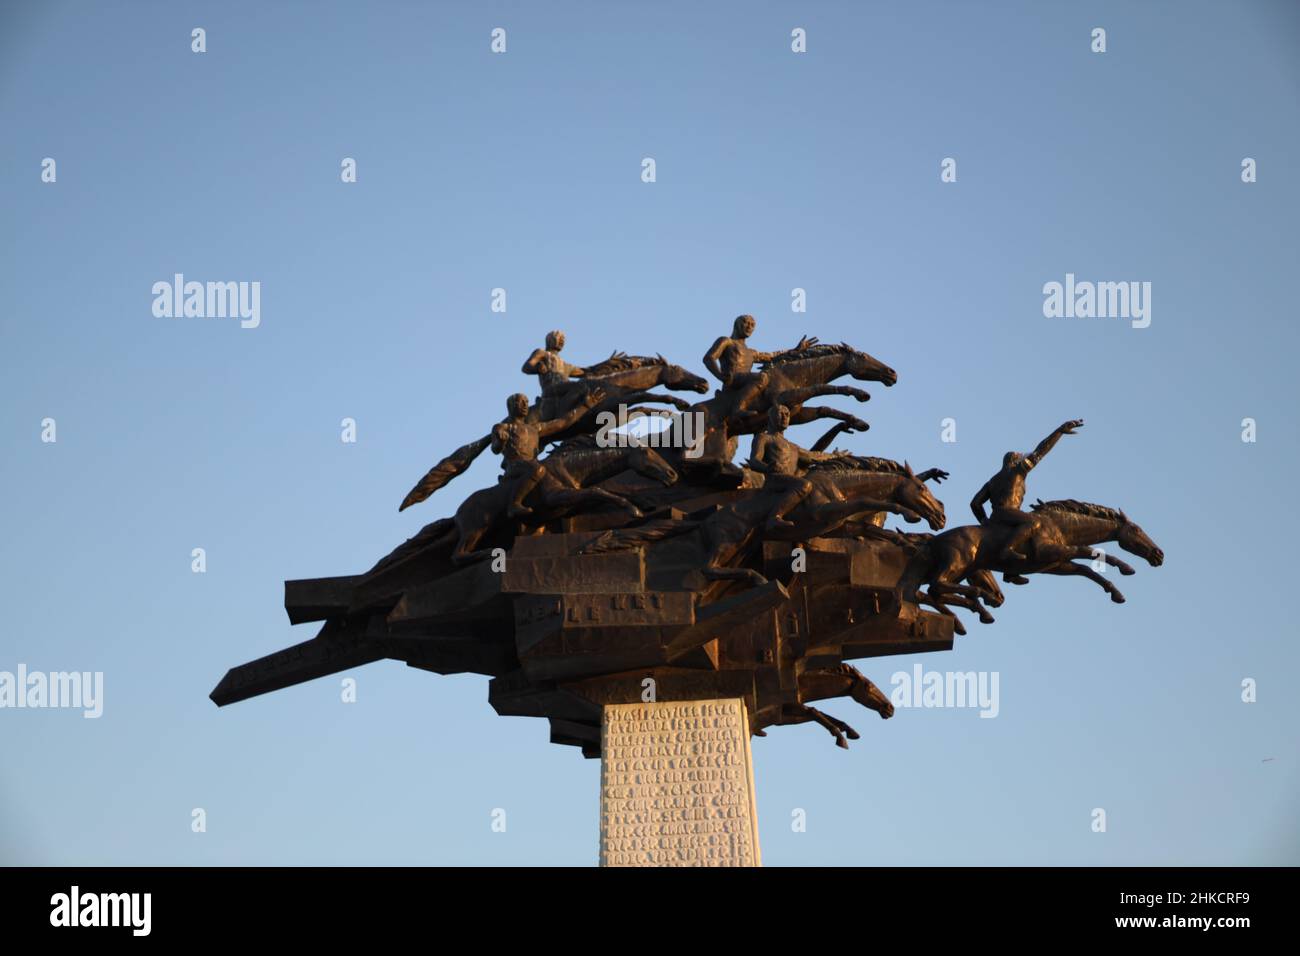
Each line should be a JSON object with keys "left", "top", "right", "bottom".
{"left": 1111, "top": 593, "right": 1126, "bottom": 604}
{"left": 1120, "top": 566, "right": 1135, "bottom": 576}
{"left": 835, "top": 737, "right": 849, "bottom": 750}
{"left": 845, "top": 728, "right": 861, "bottom": 740}
{"left": 953, "top": 620, "right": 967, "bottom": 636}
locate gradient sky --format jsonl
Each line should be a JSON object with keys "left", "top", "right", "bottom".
{"left": 2, "top": 0, "right": 1297, "bottom": 865}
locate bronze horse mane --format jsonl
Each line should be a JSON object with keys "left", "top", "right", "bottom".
{"left": 548, "top": 433, "right": 601, "bottom": 455}
{"left": 808, "top": 455, "right": 911, "bottom": 475}
{"left": 583, "top": 353, "right": 668, "bottom": 376}
{"left": 759, "top": 342, "right": 859, "bottom": 369}
{"left": 1031, "top": 498, "right": 1125, "bottom": 521}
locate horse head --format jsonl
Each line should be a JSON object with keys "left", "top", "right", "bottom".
{"left": 1115, "top": 510, "right": 1164, "bottom": 566}
{"left": 898, "top": 461, "right": 946, "bottom": 530}
{"left": 628, "top": 445, "right": 679, "bottom": 486}
{"left": 843, "top": 343, "right": 898, "bottom": 387}
{"left": 850, "top": 676, "right": 895, "bottom": 719}
{"left": 661, "top": 361, "right": 710, "bottom": 394}
{"left": 1032, "top": 499, "right": 1163, "bottom": 568}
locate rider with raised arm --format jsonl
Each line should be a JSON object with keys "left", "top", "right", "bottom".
{"left": 970, "top": 419, "right": 1084, "bottom": 563}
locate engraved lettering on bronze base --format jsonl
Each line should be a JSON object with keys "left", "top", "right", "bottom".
{"left": 599, "top": 698, "right": 761, "bottom": 867}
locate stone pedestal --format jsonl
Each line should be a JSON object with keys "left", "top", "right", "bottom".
{"left": 599, "top": 698, "right": 761, "bottom": 867}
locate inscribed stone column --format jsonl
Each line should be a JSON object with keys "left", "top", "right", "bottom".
{"left": 599, "top": 698, "right": 761, "bottom": 867}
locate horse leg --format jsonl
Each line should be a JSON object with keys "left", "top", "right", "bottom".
{"left": 818, "top": 710, "right": 860, "bottom": 740}
{"left": 932, "top": 590, "right": 996, "bottom": 624}
{"left": 807, "top": 706, "right": 850, "bottom": 748}
{"left": 698, "top": 518, "right": 767, "bottom": 586}
{"left": 731, "top": 402, "right": 867, "bottom": 435}
{"left": 702, "top": 527, "right": 767, "bottom": 585}
{"left": 799, "top": 496, "right": 915, "bottom": 530}
{"left": 911, "top": 588, "right": 946, "bottom": 614}
{"left": 1108, "top": 555, "right": 1136, "bottom": 576}
{"left": 917, "top": 547, "right": 980, "bottom": 632}
{"left": 701, "top": 565, "right": 768, "bottom": 586}
{"left": 1088, "top": 551, "right": 1136, "bottom": 575}
{"left": 450, "top": 521, "right": 491, "bottom": 565}
{"left": 830, "top": 386, "right": 871, "bottom": 403}
{"left": 781, "top": 704, "right": 850, "bottom": 749}
{"left": 1065, "top": 545, "right": 1134, "bottom": 579}
{"left": 776, "top": 384, "right": 871, "bottom": 406}
{"left": 1042, "top": 561, "right": 1127, "bottom": 604}
{"left": 582, "top": 487, "right": 644, "bottom": 517}
{"left": 967, "top": 569, "right": 1004, "bottom": 607}
{"left": 620, "top": 390, "right": 693, "bottom": 411}
{"left": 912, "top": 588, "right": 967, "bottom": 635}
{"left": 809, "top": 420, "right": 856, "bottom": 452}
{"left": 930, "top": 578, "right": 995, "bottom": 606}
{"left": 930, "top": 574, "right": 987, "bottom": 629}
{"left": 545, "top": 486, "right": 643, "bottom": 518}
{"left": 791, "top": 405, "right": 870, "bottom": 431}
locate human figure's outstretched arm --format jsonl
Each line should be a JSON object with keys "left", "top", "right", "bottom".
{"left": 767, "top": 334, "right": 819, "bottom": 362}
{"left": 1023, "top": 419, "right": 1084, "bottom": 471}
{"left": 538, "top": 387, "right": 606, "bottom": 438}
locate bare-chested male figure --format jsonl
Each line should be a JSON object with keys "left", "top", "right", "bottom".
{"left": 521, "top": 330, "right": 585, "bottom": 396}
{"left": 492, "top": 388, "right": 606, "bottom": 517}
{"left": 520, "top": 330, "right": 590, "bottom": 417}
{"left": 748, "top": 404, "right": 849, "bottom": 530}
{"left": 970, "top": 419, "right": 1084, "bottom": 564}
{"left": 703, "top": 314, "right": 816, "bottom": 413}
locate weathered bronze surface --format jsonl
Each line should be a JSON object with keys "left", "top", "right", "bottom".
{"left": 211, "top": 319, "right": 1163, "bottom": 755}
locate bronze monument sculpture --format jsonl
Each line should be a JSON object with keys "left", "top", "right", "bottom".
{"left": 211, "top": 317, "right": 1164, "bottom": 761}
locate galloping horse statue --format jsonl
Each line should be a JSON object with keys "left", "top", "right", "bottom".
{"left": 895, "top": 498, "right": 1165, "bottom": 634}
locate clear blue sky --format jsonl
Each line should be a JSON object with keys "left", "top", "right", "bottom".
{"left": 2, "top": 0, "right": 1297, "bottom": 865}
